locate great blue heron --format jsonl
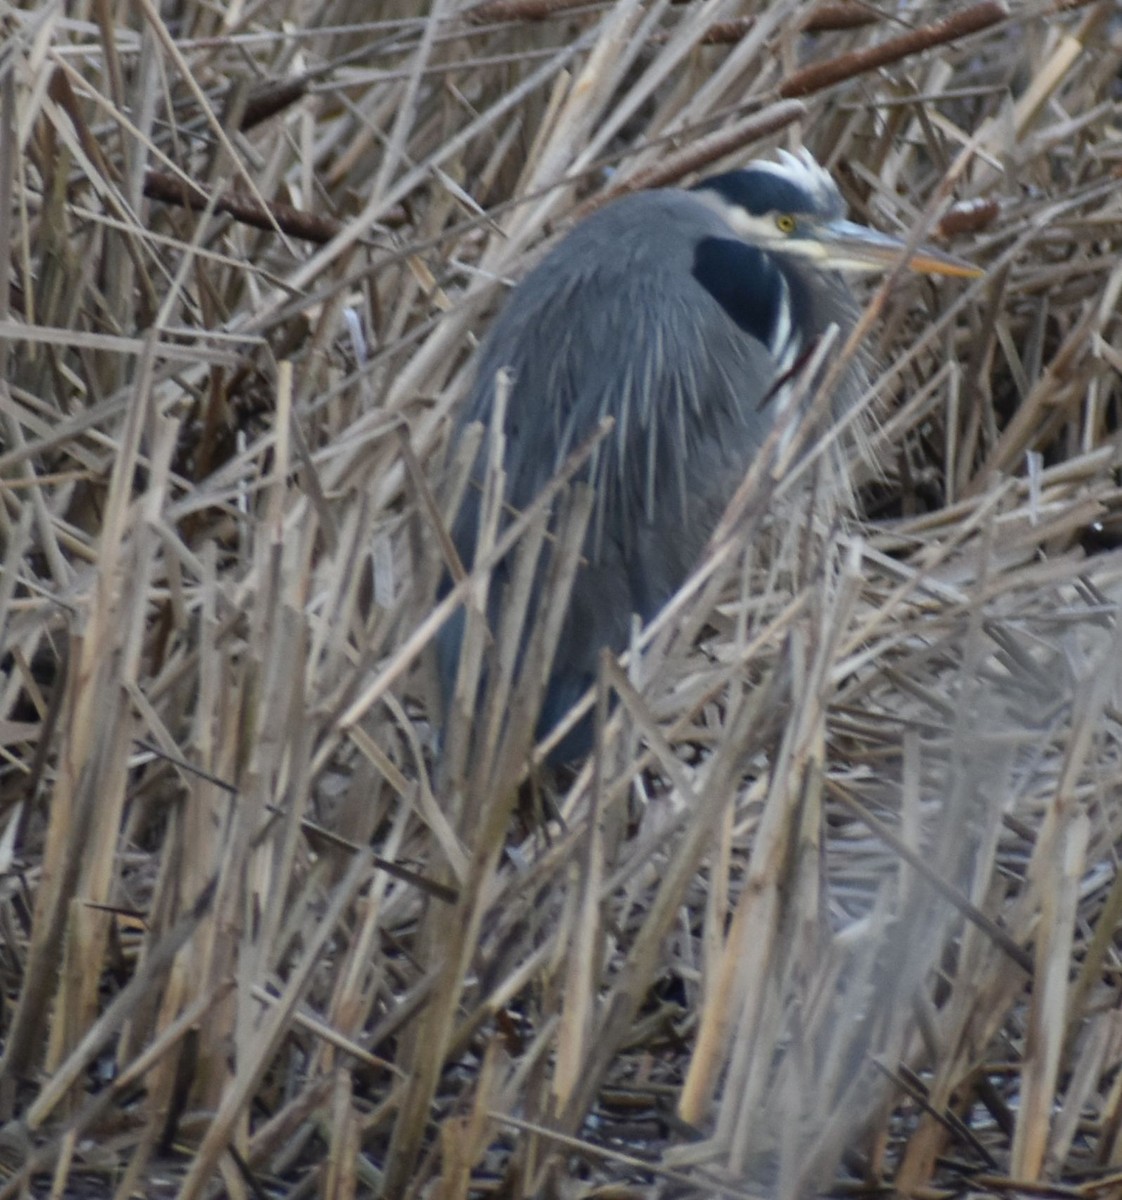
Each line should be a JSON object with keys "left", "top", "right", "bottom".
{"left": 439, "top": 149, "right": 979, "bottom": 763}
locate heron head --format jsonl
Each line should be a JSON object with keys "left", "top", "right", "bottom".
{"left": 693, "top": 148, "right": 982, "bottom": 280}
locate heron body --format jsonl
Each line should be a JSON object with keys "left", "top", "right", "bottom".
{"left": 440, "top": 151, "right": 977, "bottom": 762}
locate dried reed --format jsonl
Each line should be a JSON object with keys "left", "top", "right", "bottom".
{"left": 1, "top": 1, "right": 1121, "bottom": 1197}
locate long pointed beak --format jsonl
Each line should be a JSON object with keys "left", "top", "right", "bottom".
{"left": 818, "top": 218, "right": 983, "bottom": 279}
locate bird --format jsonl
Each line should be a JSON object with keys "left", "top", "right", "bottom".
{"left": 439, "top": 148, "right": 979, "bottom": 765}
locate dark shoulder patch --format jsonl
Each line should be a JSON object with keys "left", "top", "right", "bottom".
{"left": 692, "top": 237, "right": 781, "bottom": 347}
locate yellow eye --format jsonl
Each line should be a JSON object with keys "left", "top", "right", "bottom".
{"left": 775, "top": 213, "right": 797, "bottom": 235}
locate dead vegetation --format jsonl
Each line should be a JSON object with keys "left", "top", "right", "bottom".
{"left": 1, "top": 0, "right": 1122, "bottom": 1196}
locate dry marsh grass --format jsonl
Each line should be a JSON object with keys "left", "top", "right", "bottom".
{"left": 2, "top": 0, "right": 1122, "bottom": 1196}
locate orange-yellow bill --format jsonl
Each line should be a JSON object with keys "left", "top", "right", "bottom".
{"left": 818, "top": 218, "right": 984, "bottom": 278}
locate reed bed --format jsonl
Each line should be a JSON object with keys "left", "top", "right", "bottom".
{"left": 1, "top": 0, "right": 1121, "bottom": 1196}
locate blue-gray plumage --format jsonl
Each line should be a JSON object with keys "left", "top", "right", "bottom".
{"left": 439, "top": 150, "right": 979, "bottom": 762}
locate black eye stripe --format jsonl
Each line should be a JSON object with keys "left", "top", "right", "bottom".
{"left": 691, "top": 165, "right": 844, "bottom": 223}
{"left": 696, "top": 172, "right": 807, "bottom": 215}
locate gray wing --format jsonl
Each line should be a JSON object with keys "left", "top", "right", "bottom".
{"left": 456, "top": 189, "right": 780, "bottom": 604}
{"left": 444, "top": 189, "right": 782, "bottom": 755}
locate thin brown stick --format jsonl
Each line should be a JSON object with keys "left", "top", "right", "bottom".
{"left": 142, "top": 169, "right": 346, "bottom": 243}
{"left": 780, "top": 1, "right": 1009, "bottom": 97}
{"left": 574, "top": 99, "right": 805, "bottom": 217}
{"left": 465, "top": 0, "right": 601, "bottom": 22}
{"left": 687, "top": 4, "right": 880, "bottom": 45}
